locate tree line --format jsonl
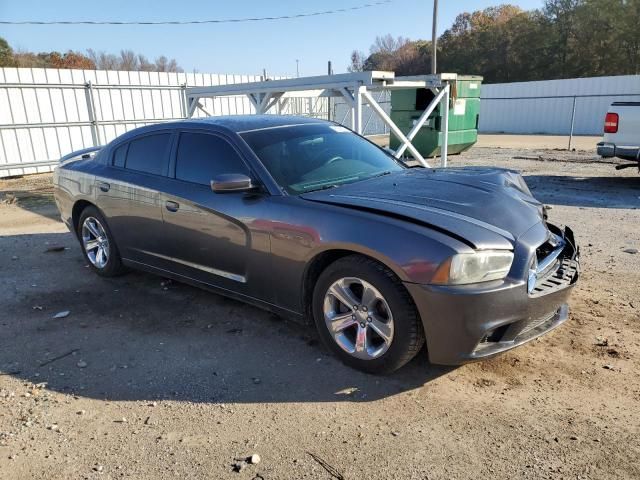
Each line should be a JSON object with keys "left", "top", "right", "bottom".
{"left": 349, "top": 0, "right": 640, "bottom": 83}
{"left": 0, "top": 37, "right": 183, "bottom": 73}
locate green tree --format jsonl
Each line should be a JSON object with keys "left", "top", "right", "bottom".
{"left": 543, "top": 0, "right": 581, "bottom": 76}
{"left": 352, "top": 1, "right": 638, "bottom": 83}
{"left": 573, "top": 0, "right": 640, "bottom": 76}
{"left": 0, "top": 37, "right": 15, "bottom": 67}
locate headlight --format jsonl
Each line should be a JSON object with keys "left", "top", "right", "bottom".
{"left": 431, "top": 250, "right": 514, "bottom": 285}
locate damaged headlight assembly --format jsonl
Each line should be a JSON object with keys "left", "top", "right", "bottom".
{"left": 432, "top": 250, "right": 514, "bottom": 285}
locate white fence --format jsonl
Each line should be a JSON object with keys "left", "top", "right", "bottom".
{"left": 0, "top": 67, "right": 326, "bottom": 177}
{"left": 4, "top": 68, "right": 639, "bottom": 177}
{"left": 479, "top": 75, "right": 640, "bottom": 136}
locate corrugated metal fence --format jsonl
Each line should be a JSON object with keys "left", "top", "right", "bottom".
{"left": 0, "top": 67, "right": 321, "bottom": 177}
{"left": 479, "top": 74, "right": 640, "bottom": 136}
{"left": 332, "top": 90, "right": 391, "bottom": 137}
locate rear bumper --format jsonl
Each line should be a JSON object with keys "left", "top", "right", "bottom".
{"left": 407, "top": 226, "right": 579, "bottom": 365}
{"left": 597, "top": 142, "right": 640, "bottom": 161}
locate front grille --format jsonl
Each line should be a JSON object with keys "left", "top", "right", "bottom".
{"left": 536, "top": 238, "right": 557, "bottom": 264}
{"left": 528, "top": 226, "right": 579, "bottom": 298}
{"left": 529, "top": 256, "right": 579, "bottom": 297}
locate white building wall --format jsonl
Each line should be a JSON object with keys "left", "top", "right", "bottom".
{"left": 479, "top": 75, "right": 640, "bottom": 135}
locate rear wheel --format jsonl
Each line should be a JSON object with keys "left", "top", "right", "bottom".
{"left": 77, "top": 206, "right": 125, "bottom": 277}
{"left": 312, "top": 255, "right": 424, "bottom": 374}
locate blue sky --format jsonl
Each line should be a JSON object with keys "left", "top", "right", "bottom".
{"left": 1, "top": 0, "right": 544, "bottom": 76}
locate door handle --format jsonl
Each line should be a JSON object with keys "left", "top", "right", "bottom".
{"left": 97, "top": 181, "right": 110, "bottom": 192}
{"left": 165, "top": 200, "right": 179, "bottom": 212}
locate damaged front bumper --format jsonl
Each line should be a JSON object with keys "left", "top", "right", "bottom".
{"left": 406, "top": 223, "right": 580, "bottom": 365}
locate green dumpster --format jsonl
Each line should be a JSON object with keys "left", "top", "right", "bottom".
{"left": 389, "top": 75, "right": 483, "bottom": 158}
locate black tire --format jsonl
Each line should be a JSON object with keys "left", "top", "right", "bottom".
{"left": 77, "top": 206, "right": 126, "bottom": 277}
{"left": 312, "top": 255, "right": 425, "bottom": 374}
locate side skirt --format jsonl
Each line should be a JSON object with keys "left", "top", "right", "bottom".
{"left": 121, "top": 258, "right": 305, "bottom": 323}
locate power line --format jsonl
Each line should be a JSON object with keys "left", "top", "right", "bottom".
{"left": 0, "top": 1, "right": 393, "bottom": 25}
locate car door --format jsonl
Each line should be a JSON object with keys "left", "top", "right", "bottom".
{"left": 95, "top": 131, "right": 174, "bottom": 266}
{"left": 156, "top": 129, "right": 273, "bottom": 301}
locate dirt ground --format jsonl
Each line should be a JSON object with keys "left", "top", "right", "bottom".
{"left": 476, "top": 134, "right": 601, "bottom": 151}
{"left": 1, "top": 147, "right": 639, "bottom": 480}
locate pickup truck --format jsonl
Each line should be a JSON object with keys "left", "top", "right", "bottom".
{"left": 597, "top": 102, "right": 640, "bottom": 171}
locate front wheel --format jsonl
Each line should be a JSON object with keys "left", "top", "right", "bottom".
{"left": 77, "top": 206, "right": 126, "bottom": 277}
{"left": 312, "top": 255, "right": 425, "bottom": 374}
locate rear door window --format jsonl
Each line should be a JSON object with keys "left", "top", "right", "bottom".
{"left": 125, "top": 133, "right": 172, "bottom": 176}
{"left": 175, "top": 132, "right": 248, "bottom": 186}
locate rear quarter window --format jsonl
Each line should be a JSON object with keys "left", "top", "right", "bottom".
{"left": 125, "top": 133, "right": 172, "bottom": 176}
{"left": 112, "top": 143, "right": 128, "bottom": 167}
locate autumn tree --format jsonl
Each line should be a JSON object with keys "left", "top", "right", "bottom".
{"left": 0, "top": 37, "right": 15, "bottom": 67}
{"left": 349, "top": 1, "right": 640, "bottom": 82}
{"left": 0, "top": 39, "right": 184, "bottom": 73}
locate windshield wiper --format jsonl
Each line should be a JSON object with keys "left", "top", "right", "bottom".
{"left": 364, "top": 170, "right": 392, "bottom": 181}
{"left": 301, "top": 183, "right": 339, "bottom": 193}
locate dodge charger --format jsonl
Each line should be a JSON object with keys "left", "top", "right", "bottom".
{"left": 53, "top": 115, "right": 579, "bottom": 374}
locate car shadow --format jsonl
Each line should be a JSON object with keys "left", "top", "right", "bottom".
{"left": 0, "top": 231, "right": 452, "bottom": 405}
{"left": 523, "top": 174, "right": 640, "bottom": 209}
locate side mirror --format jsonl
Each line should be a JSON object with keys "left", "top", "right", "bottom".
{"left": 211, "top": 173, "right": 256, "bottom": 193}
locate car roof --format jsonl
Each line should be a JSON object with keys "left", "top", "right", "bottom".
{"left": 113, "top": 115, "right": 329, "bottom": 143}
{"left": 194, "top": 115, "right": 329, "bottom": 132}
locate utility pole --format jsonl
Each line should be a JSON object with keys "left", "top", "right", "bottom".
{"left": 296, "top": 59, "right": 300, "bottom": 78}
{"left": 431, "top": 0, "right": 438, "bottom": 74}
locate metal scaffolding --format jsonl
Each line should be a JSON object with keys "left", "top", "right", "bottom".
{"left": 186, "top": 71, "right": 456, "bottom": 168}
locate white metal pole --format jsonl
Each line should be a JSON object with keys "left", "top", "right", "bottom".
{"left": 327, "top": 61, "right": 333, "bottom": 122}
{"left": 187, "top": 97, "right": 198, "bottom": 117}
{"left": 354, "top": 85, "right": 363, "bottom": 134}
{"left": 84, "top": 81, "right": 101, "bottom": 146}
{"left": 568, "top": 95, "right": 577, "bottom": 150}
{"left": 441, "top": 84, "right": 449, "bottom": 167}
{"left": 350, "top": 103, "right": 356, "bottom": 131}
{"left": 181, "top": 83, "right": 189, "bottom": 118}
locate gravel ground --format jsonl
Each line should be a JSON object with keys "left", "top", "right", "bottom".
{"left": 1, "top": 148, "right": 639, "bottom": 480}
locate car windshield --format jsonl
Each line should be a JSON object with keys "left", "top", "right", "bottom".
{"left": 240, "top": 123, "right": 404, "bottom": 194}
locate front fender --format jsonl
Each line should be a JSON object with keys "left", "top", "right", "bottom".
{"left": 265, "top": 198, "right": 477, "bottom": 315}
{"left": 302, "top": 218, "right": 468, "bottom": 285}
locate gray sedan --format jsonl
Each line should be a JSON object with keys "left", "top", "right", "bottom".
{"left": 53, "top": 115, "right": 579, "bottom": 374}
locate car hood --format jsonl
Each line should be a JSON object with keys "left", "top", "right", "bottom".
{"left": 300, "top": 167, "right": 545, "bottom": 250}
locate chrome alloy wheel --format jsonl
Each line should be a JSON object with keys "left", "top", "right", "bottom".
{"left": 323, "top": 277, "right": 395, "bottom": 360}
{"left": 81, "top": 216, "right": 110, "bottom": 269}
